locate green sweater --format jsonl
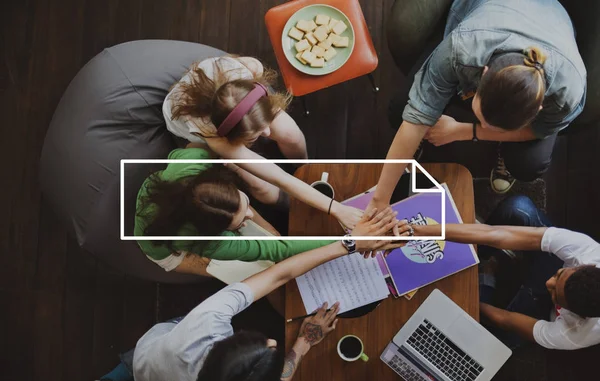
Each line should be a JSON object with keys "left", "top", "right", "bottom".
{"left": 134, "top": 148, "right": 331, "bottom": 262}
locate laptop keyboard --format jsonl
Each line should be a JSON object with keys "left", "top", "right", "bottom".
{"left": 407, "top": 319, "right": 484, "bottom": 381}
{"left": 387, "top": 354, "right": 428, "bottom": 381}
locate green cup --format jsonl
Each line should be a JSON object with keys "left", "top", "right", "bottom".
{"left": 337, "top": 335, "right": 368, "bottom": 362}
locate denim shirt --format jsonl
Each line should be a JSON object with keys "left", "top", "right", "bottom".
{"left": 403, "top": 0, "right": 587, "bottom": 138}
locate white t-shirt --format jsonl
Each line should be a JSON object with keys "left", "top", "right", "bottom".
{"left": 532, "top": 227, "right": 600, "bottom": 350}
{"left": 133, "top": 283, "right": 254, "bottom": 381}
{"left": 162, "top": 56, "right": 257, "bottom": 143}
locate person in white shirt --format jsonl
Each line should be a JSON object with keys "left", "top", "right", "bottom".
{"left": 402, "top": 195, "right": 600, "bottom": 350}
{"left": 162, "top": 56, "right": 362, "bottom": 229}
{"left": 98, "top": 207, "right": 405, "bottom": 381}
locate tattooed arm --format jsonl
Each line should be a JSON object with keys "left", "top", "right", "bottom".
{"left": 281, "top": 340, "right": 310, "bottom": 381}
{"left": 281, "top": 302, "right": 340, "bottom": 380}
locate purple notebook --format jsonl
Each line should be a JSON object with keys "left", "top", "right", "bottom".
{"left": 343, "top": 184, "right": 478, "bottom": 296}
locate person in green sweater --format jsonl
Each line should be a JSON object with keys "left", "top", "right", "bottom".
{"left": 134, "top": 146, "right": 334, "bottom": 276}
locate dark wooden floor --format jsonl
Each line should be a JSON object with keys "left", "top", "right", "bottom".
{"left": 2, "top": 0, "right": 599, "bottom": 380}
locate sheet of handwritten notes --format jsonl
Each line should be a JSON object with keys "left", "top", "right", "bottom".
{"left": 296, "top": 253, "right": 390, "bottom": 314}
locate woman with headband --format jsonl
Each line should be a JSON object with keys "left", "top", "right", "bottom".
{"left": 373, "top": 0, "right": 586, "bottom": 214}
{"left": 163, "top": 56, "right": 362, "bottom": 229}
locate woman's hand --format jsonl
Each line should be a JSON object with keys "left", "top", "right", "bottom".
{"left": 395, "top": 219, "right": 415, "bottom": 237}
{"left": 425, "top": 115, "right": 470, "bottom": 146}
{"left": 298, "top": 302, "right": 340, "bottom": 347}
{"left": 331, "top": 203, "right": 364, "bottom": 230}
{"left": 351, "top": 207, "right": 405, "bottom": 254}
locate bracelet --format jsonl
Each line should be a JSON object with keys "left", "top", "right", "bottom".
{"left": 327, "top": 198, "right": 334, "bottom": 215}
{"left": 407, "top": 224, "right": 415, "bottom": 237}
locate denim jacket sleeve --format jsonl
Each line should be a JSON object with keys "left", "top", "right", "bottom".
{"left": 402, "top": 35, "right": 459, "bottom": 127}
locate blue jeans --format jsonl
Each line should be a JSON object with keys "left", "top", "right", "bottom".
{"left": 479, "top": 196, "right": 563, "bottom": 349}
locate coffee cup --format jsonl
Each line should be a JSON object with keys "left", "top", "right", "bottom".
{"left": 337, "top": 335, "right": 368, "bottom": 362}
{"left": 310, "top": 172, "right": 335, "bottom": 199}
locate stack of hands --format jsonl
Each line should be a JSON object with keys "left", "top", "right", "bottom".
{"left": 350, "top": 206, "right": 416, "bottom": 258}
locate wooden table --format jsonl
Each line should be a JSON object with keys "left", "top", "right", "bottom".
{"left": 286, "top": 163, "right": 478, "bottom": 381}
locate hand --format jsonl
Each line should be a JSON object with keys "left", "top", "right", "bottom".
{"left": 298, "top": 302, "right": 340, "bottom": 347}
{"left": 374, "top": 219, "right": 415, "bottom": 258}
{"left": 425, "top": 115, "right": 469, "bottom": 146}
{"left": 351, "top": 207, "right": 405, "bottom": 254}
{"left": 365, "top": 197, "right": 389, "bottom": 217}
{"left": 395, "top": 219, "right": 415, "bottom": 237}
{"left": 331, "top": 203, "right": 363, "bottom": 230}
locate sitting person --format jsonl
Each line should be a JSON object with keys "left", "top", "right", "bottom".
{"left": 135, "top": 146, "right": 335, "bottom": 275}
{"left": 373, "top": 0, "right": 586, "bottom": 215}
{"left": 163, "top": 55, "right": 362, "bottom": 228}
{"left": 402, "top": 195, "right": 600, "bottom": 350}
{"left": 100, "top": 208, "right": 403, "bottom": 381}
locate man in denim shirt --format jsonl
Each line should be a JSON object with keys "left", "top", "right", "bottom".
{"left": 370, "top": 0, "right": 586, "bottom": 211}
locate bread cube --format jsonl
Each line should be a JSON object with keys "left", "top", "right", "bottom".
{"left": 328, "top": 33, "right": 342, "bottom": 45}
{"left": 310, "top": 57, "right": 325, "bottom": 68}
{"left": 323, "top": 47, "right": 337, "bottom": 61}
{"left": 311, "top": 45, "right": 326, "bottom": 58}
{"left": 288, "top": 27, "right": 304, "bottom": 41}
{"left": 332, "top": 36, "right": 349, "bottom": 48}
{"left": 295, "top": 39, "right": 311, "bottom": 53}
{"left": 317, "top": 35, "right": 333, "bottom": 49}
{"left": 300, "top": 50, "right": 317, "bottom": 64}
{"left": 296, "top": 52, "right": 308, "bottom": 65}
{"left": 327, "top": 18, "right": 339, "bottom": 32}
{"left": 315, "top": 14, "right": 330, "bottom": 26}
{"left": 332, "top": 20, "right": 348, "bottom": 35}
{"left": 296, "top": 19, "right": 317, "bottom": 33}
{"left": 305, "top": 32, "right": 318, "bottom": 46}
{"left": 313, "top": 26, "right": 329, "bottom": 42}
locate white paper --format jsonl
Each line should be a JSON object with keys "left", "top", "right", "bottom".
{"left": 296, "top": 253, "right": 390, "bottom": 314}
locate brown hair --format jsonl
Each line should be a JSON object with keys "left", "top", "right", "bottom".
{"left": 170, "top": 57, "right": 292, "bottom": 144}
{"left": 477, "top": 48, "right": 547, "bottom": 130}
{"left": 138, "top": 165, "right": 244, "bottom": 252}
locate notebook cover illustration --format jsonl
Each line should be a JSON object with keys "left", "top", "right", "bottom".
{"left": 343, "top": 184, "right": 479, "bottom": 296}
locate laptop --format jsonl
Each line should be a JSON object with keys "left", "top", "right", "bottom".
{"left": 380, "top": 289, "right": 511, "bottom": 381}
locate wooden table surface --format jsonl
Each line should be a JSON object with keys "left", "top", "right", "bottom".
{"left": 286, "top": 163, "right": 478, "bottom": 381}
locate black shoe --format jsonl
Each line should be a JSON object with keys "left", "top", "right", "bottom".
{"left": 490, "top": 150, "right": 516, "bottom": 194}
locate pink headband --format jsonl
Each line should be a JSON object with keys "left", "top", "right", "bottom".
{"left": 217, "top": 83, "right": 269, "bottom": 137}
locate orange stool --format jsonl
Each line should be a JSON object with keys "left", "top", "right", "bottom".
{"left": 265, "top": 0, "right": 379, "bottom": 104}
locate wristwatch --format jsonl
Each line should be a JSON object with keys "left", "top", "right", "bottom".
{"left": 341, "top": 234, "right": 357, "bottom": 254}
{"left": 472, "top": 122, "right": 479, "bottom": 142}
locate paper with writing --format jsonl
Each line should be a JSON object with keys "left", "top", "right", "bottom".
{"left": 296, "top": 253, "right": 390, "bottom": 314}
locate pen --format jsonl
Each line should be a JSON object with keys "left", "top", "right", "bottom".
{"left": 286, "top": 309, "right": 332, "bottom": 323}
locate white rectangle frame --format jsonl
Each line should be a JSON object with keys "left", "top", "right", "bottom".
{"left": 120, "top": 159, "right": 446, "bottom": 241}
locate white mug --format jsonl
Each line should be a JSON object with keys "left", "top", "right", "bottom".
{"left": 310, "top": 172, "right": 335, "bottom": 198}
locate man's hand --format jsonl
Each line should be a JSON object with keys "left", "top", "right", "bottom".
{"left": 425, "top": 115, "right": 471, "bottom": 146}
{"left": 480, "top": 302, "right": 537, "bottom": 342}
{"left": 298, "top": 302, "right": 340, "bottom": 347}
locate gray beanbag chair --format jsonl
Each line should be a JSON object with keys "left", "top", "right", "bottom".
{"left": 40, "top": 40, "right": 225, "bottom": 283}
